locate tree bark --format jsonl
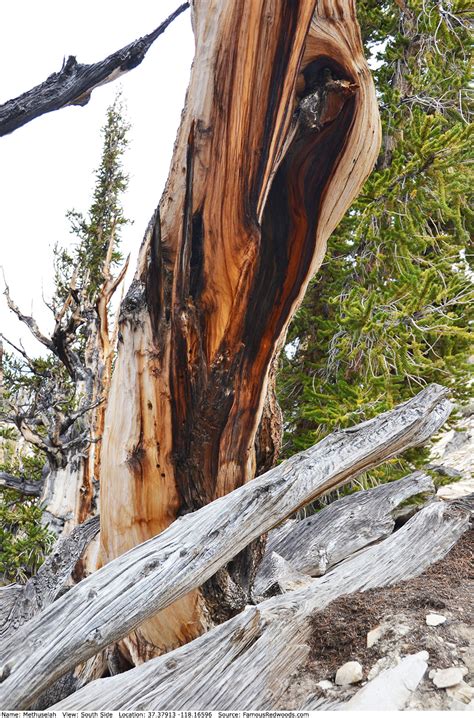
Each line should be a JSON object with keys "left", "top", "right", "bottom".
{"left": 0, "top": 471, "right": 43, "bottom": 496}
{"left": 52, "top": 499, "right": 471, "bottom": 710}
{"left": 0, "top": 4, "right": 189, "bottom": 137}
{"left": 99, "top": 0, "right": 381, "bottom": 658}
{"left": 0, "top": 383, "right": 451, "bottom": 709}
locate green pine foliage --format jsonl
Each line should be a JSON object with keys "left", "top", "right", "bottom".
{"left": 0, "top": 95, "right": 131, "bottom": 582}
{"left": 0, "top": 432, "right": 53, "bottom": 583}
{"left": 55, "top": 92, "right": 131, "bottom": 305}
{"left": 278, "top": 0, "right": 473, "bottom": 487}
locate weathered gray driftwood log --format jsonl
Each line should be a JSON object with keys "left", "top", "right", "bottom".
{"left": 254, "top": 470, "right": 434, "bottom": 596}
{"left": 53, "top": 500, "right": 471, "bottom": 710}
{"left": 0, "top": 384, "right": 451, "bottom": 708}
{"left": 0, "top": 4, "right": 188, "bottom": 136}
{"left": 0, "top": 515, "right": 99, "bottom": 640}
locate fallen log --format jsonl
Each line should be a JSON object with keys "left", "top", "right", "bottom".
{"left": 53, "top": 500, "right": 471, "bottom": 710}
{"left": 0, "top": 4, "right": 188, "bottom": 136}
{"left": 0, "top": 384, "right": 451, "bottom": 708}
{"left": 254, "top": 470, "right": 434, "bottom": 596}
{"left": 0, "top": 515, "right": 100, "bottom": 640}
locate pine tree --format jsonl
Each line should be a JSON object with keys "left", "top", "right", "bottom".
{"left": 0, "top": 94, "right": 130, "bottom": 579}
{"left": 278, "top": 0, "right": 473, "bottom": 488}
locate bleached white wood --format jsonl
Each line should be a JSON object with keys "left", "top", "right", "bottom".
{"left": 53, "top": 499, "right": 470, "bottom": 710}
{"left": 0, "top": 384, "right": 451, "bottom": 708}
{"left": 254, "top": 470, "right": 434, "bottom": 596}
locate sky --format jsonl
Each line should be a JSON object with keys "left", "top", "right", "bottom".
{"left": 0, "top": 1, "right": 194, "bottom": 355}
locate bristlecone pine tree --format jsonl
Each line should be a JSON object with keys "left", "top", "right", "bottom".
{"left": 278, "top": 0, "right": 473, "bottom": 489}
{"left": 1, "top": 96, "right": 130, "bottom": 579}
{"left": 97, "top": 0, "right": 381, "bottom": 663}
{"left": 0, "top": 0, "right": 471, "bottom": 699}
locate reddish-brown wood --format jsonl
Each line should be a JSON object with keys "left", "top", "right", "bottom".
{"left": 99, "top": 0, "right": 381, "bottom": 658}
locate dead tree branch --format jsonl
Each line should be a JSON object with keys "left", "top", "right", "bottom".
{"left": 0, "top": 471, "right": 43, "bottom": 497}
{"left": 0, "top": 516, "right": 100, "bottom": 640}
{"left": 0, "top": 4, "right": 189, "bottom": 137}
{"left": 254, "top": 470, "right": 434, "bottom": 596}
{"left": 53, "top": 500, "right": 471, "bottom": 710}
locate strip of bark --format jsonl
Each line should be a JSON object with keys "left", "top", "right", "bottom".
{"left": 0, "top": 384, "right": 451, "bottom": 708}
{"left": 53, "top": 500, "right": 471, "bottom": 710}
{"left": 0, "top": 515, "right": 100, "bottom": 640}
{"left": 254, "top": 470, "right": 434, "bottom": 596}
{"left": 0, "top": 4, "right": 189, "bottom": 137}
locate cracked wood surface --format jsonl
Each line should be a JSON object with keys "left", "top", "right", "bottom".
{"left": 53, "top": 499, "right": 471, "bottom": 710}
{"left": 254, "top": 470, "right": 434, "bottom": 596}
{"left": 0, "top": 4, "right": 189, "bottom": 136}
{"left": 0, "top": 383, "right": 450, "bottom": 708}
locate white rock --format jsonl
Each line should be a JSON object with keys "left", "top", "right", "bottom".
{"left": 437, "top": 477, "right": 474, "bottom": 501}
{"left": 430, "top": 666, "right": 466, "bottom": 688}
{"left": 426, "top": 613, "right": 447, "bottom": 626}
{"left": 397, "top": 623, "right": 411, "bottom": 636}
{"left": 335, "top": 661, "right": 363, "bottom": 686}
{"left": 317, "top": 680, "right": 334, "bottom": 691}
{"left": 367, "top": 625, "right": 384, "bottom": 648}
{"left": 342, "top": 651, "right": 429, "bottom": 711}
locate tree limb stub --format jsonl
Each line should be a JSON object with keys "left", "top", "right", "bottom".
{"left": 0, "top": 4, "right": 189, "bottom": 137}
{"left": 53, "top": 499, "right": 471, "bottom": 710}
{"left": 0, "top": 516, "right": 100, "bottom": 641}
{"left": 0, "top": 471, "right": 43, "bottom": 496}
{"left": 0, "top": 384, "right": 451, "bottom": 708}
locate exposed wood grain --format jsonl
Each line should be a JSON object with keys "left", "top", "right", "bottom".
{"left": 53, "top": 500, "right": 471, "bottom": 710}
{"left": 0, "top": 384, "right": 450, "bottom": 708}
{"left": 254, "top": 470, "right": 434, "bottom": 596}
{"left": 0, "top": 516, "right": 99, "bottom": 640}
{"left": 100, "top": 0, "right": 381, "bottom": 655}
{"left": 0, "top": 4, "right": 189, "bottom": 137}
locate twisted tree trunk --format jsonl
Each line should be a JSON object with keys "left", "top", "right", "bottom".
{"left": 99, "top": 0, "right": 380, "bottom": 659}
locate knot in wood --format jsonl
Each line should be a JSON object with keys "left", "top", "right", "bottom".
{"left": 297, "top": 69, "right": 358, "bottom": 132}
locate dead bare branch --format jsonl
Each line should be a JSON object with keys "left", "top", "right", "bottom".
{"left": 0, "top": 4, "right": 190, "bottom": 137}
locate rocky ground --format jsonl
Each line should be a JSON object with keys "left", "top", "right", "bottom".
{"left": 295, "top": 528, "right": 473, "bottom": 710}
{"left": 282, "top": 405, "right": 474, "bottom": 712}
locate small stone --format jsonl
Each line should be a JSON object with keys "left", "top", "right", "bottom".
{"left": 335, "top": 661, "right": 363, "bottom": 686}
{"left": 397, "top": 624, "right": 411, "bottom": 637}
{"left": 426, "top": 613, "right": 447, "bottom": 626}
{"left": 367, "top": 625, "right": 384, "bottom": 648}
{"left": 430, "top": 667, "right": 466, "bottom": 688}
{"left": 344, "top": 652, "right": 429, "bottom": 711}
{"left": 316, "top": 680, "right": 333, "bottom": 691}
